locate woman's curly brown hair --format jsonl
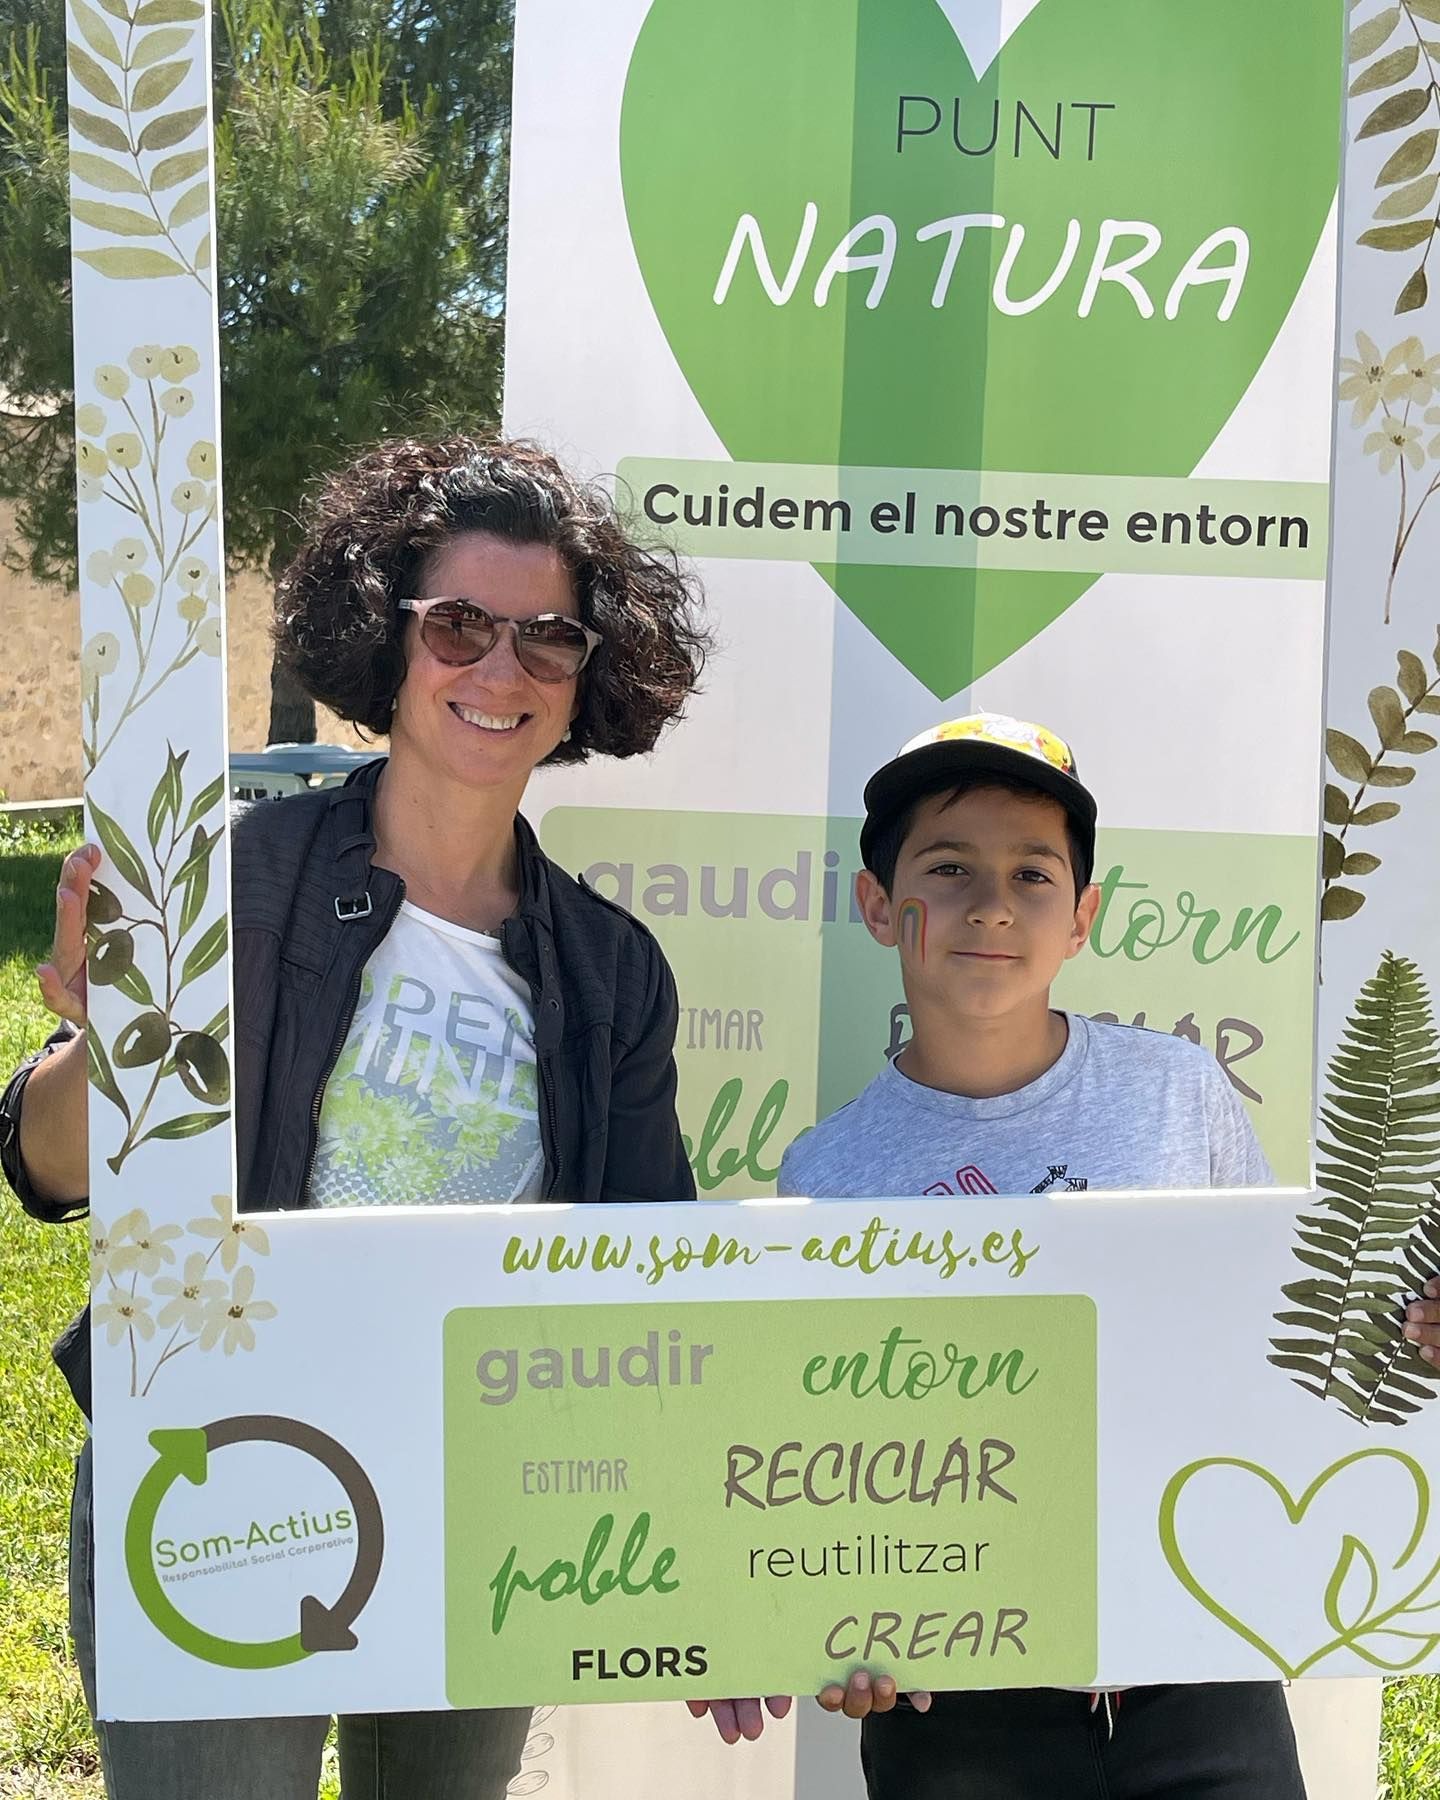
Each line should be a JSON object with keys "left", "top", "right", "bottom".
{"left": 274, "top": 436, "right": 710, "bottom": 765}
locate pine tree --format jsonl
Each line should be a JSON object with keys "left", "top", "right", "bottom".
{"left": 0, "top": 0, "right": 512, "bottom": 741}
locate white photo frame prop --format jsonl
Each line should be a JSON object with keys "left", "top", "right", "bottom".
{"left": 66, "top": 0, "right": 1440, "bottom": 1756}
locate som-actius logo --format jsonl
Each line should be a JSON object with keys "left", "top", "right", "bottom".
{"left": 125, "top": 1415, "right": 383, "bottom": 1669}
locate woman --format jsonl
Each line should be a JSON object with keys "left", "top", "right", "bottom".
{"left": 0, "top": 437, "right": 709, "bottom": 1800}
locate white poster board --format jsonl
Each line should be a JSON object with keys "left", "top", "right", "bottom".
{"left": 59, "top": 3, "right": 1440, "bottom": 1795}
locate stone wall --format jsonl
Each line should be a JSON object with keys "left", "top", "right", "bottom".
{"left": 0, "top": 510, "right": 367, "bottom": 802}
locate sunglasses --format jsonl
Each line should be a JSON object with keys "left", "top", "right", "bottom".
{"left": 399, "top": 597, "right": 602, "bottom": 682}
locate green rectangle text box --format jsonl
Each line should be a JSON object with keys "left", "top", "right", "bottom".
{"left": 618, "top": 458, "right": 1329, "bottom": 580}
{"left": 444, "top": 1295, "right": 1097, "bottom": 1703}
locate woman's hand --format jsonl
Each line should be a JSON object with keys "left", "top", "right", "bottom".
{"left": 685, "top": 1696, "right": 793, "bottom": 1744}
{"left": 35, "top": 844, "right": 101, "bottom": 1027}
{"left": 13, "top": 845, "right": 100, "bottom": 1207}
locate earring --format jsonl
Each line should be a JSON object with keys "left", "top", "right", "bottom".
{"left": 560, "top": 727, "right": 572, "bottom": 742}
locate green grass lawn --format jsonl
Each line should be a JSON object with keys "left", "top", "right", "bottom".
{"left": 0, "top": 819, "right": 97, "bottom": 1792}
{"left": 1381, "top": 1677, "right": 1440, "bottom": 1797}
{"left": 0, "top": 825, "right": 1435, "bottom": 1799}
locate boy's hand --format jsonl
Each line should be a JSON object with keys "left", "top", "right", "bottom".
{"left": 817, "top": 1671, "right": 931, "bottom": 1719}
{"left": 1404, "top": 1279, "right": 1440, "bottom": 1361}
{"left": 686, "top": 1696, "right": 792, "bottom": 1743}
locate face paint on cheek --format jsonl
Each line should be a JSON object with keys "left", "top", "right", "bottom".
{"left": 898, "top": 898, "right": 928, "bottom": 961}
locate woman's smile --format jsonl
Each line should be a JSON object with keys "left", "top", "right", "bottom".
{"left": 447, "top": 703, "right": 530, "bottom": 736}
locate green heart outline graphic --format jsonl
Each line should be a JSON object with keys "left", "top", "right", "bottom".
{"left": 621, "top": 0, "right": 1342, "bottom": 695}
{"left": 1159, "top": 1448, "right": 1440, "bottom": 1678}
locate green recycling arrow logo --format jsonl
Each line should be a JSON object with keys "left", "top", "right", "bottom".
{"left": 124, "top": 1415, "right": 384, "bottom": 1670}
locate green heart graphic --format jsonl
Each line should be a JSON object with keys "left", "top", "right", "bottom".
{"left": 1159, "top": 1449, "right": 1439, "bottom": 1678}
{"left": 620, "top": 0, "right": 1341, "bottom": 695}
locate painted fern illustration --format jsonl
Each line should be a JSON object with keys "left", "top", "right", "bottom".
{"left": 1270, "top": 952, "right": 1440, "bottom": 1426}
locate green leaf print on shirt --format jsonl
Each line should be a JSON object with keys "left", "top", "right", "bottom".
{"left": 317, "top": 1079, "right": 452, "bottom": 1206}
{"left": 451, "top": 1082, "right": 520, "bottom": 1168}
{"left": 321, "top": 1081, "right": 428, "bottom": 1171}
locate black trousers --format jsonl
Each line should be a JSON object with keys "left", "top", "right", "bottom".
{"left": 860, "top": 1684, "right": 1308, "bottom": 1800}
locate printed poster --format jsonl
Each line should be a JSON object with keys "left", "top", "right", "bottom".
{"left": 506, "top": 0, "right": 1344, "bottom": 1188}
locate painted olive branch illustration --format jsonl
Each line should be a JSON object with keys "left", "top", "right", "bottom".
{"left": 1269, "top": 952, "right": 1440, "bottom": 1427}
{"left": 1350, "top": 0, "right": 1440, "bottom": 313}
{"left": 79, "top": 343, "right": 219, "bottom": 775}
{"left": 67, "top": 0, "right": 212, "bottom": 291}
{"left": 91, "top": 1198, "right": 275, "bottom": 1397}
{"left": 86, "top": 743, "right": 230, "bottom": 1173}
{"left": 1322, "top": 636, "right": 1440, "bottom": 923}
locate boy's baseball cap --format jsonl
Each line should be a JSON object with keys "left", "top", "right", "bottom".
{"left": 860, "top": 712, "right": 1098, "bottom": 871}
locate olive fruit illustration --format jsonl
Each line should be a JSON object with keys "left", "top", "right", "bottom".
{"left": 113, "top": 1011, "right": 171, "bottom": 1068}
{"left": 89, "top": 929, "right": 135, "bottom": 985}
{"left": 174, "top": 1032, "right": 230, "bottom": 1105}
{"left": 87, "top": 882, "right": 122, "bottom": 927}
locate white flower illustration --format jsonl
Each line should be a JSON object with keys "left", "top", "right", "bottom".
{"left": 1385, "top": 335, "right": 1440, "bottom": 408}
{"left": 198, "top": 617, "right": 222, "bottom": 656}
{"left": 199, "top": 1264, "right": 277, "bottom": 1355}
{"left": 172, "top": 479, "right": 210, "bottom": 513}
{"left": 113, "top": 538, "right": 148, "bottom": 571}
{"left": 85, "top": 549, "right": 115, "bottom": 586}
{"left": 190, "top": 1193, "right": 270, "bottom": 1273}
{"left": 127, "top": 345, "right": 164, "bottom": 379}
{"left": 109, "top": 1210, "right": 183, "bottom": 1278}
{"left": 75, "top": 403, "right": 106, "bottom": 437}
{"left": 178, "top": 593, "right": 207, "bottom": 623}
{"left": 81, "top": 633, "right": 121, "bottom": 678}
{"left": 161, "top": 345, "right": 200, "bottom": 381}
{"left": 160, "top": 388, "right": 194, "bottom": 418}
{"left": 94, "top": 1291, "right": 155, "bottom": 1347}
{"left": 89, "top": 1220, "right": 116, "bottom": 1288}
{"left": 77, "top": 442, "right": 108, "bottom": 479}
{"left": 1364, "top": 419, "right": 1426, "bottom": 475}
{"left": 187, "top": 441, "right": 216, "bottom": 479}
{"left": 106, "top": 433, "right": 142, "bottom": 470}
{"left": 1338, "top": 331, "right": 1402, "bottom": 426}
{"left": 153, "top": 1253, "right": 227, "bottom": 1334}
{"left": 121, "top": 573, "right": 156, "bottom": 609}
{"left": 94, "top": 364, "right": 129, "bottom": 399}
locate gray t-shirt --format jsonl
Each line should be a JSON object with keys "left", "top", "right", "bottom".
{"left": 779, "top": 1011, "right": 1273, "bottom": 1199}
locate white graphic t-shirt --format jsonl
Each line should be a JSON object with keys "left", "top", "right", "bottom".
{"left": 310, "top": 902, "right": 542, "bottom": 1208}
{"left": 778, "top": 1011, "right": 1273, "bottom": 1200}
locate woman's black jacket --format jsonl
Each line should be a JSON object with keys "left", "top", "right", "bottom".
{"left": 0, "top": 759, "right": 695, "bottom": 1413}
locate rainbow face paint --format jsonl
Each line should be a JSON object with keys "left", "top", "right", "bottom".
{"left": 897, "top": 898, "right": 928, "bottom": 961}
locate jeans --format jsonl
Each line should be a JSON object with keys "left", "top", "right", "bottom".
{"left": 69, "top": 1444, "right": 531, "bottom": 1800}
{"left": 860, "top": 1683, "right": 1308, "bottom": 1800}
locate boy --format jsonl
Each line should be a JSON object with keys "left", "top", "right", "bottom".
{"left": 691, "top": 713, "right": 1306, "bottom": 1797}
